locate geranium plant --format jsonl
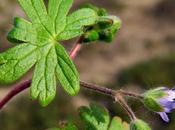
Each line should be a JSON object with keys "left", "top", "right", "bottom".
{"left": 0, "top": 0, "right": 174, "bottom": 130}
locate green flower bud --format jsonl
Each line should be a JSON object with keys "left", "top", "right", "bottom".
{"left": 99, "top": 29, "right": 114, "bottom": 42}
{"left": 143, "top": 87, "right": 175, "bottom": 122}
{"left": 143, "top": 87, "right": 167, "bottom": 112}
{"left": 99, "top": 16, "right": 121, "bottom": 42}
{"left": 130, "top": 119, "right": 152, "bottom": 130}
{"left": 143, "top": 97, "right": 163, "bottom": 112}
{"left": 83, "top": 30, "right": 99, "bottom": 43}
{"left": 81, "top": 4, "right": 122, "bottom": 43}
{"left": 98, "top": 17, "right": 114, "bottom": 29}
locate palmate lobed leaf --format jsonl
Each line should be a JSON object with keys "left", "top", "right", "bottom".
{"left": 0, "top": 43, "right": 38, "bottom": 84}
{"left": 108, "top": 117, "right": 129, "bottom": 130}
{"left": 0, "top": 0, "right": 98, "bottom": 106}
{"left": 79, "top": 104, "right": 110, "bottom": 130}
{"left": 79, "top": 104, "right": 129, "bottom": 130}
{"left": 57, "top": 8, "right": 98, "bottom": 41}
{"left": 47, "top": 104, "right": 129, "bottom": 130}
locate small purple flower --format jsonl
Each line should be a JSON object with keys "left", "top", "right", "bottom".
{"left": 157, "top": 87, "right": 175, "bottom": 122}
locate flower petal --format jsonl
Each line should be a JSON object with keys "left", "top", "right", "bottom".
{"left": 158, "top": 112, "right": 169, "bottom": 122}
{"left": 166, "top": 90, "right": 175, "bottom": 100}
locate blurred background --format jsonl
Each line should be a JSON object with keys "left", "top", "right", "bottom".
{"left": 0, "top": 0, "right": 175, "bottom": 129}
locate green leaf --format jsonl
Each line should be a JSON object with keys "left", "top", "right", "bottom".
{"left": 0, "top": 0, "right": 98, "bottom": 106}
{"left": 7, "top": 17, "right": 50, "bottom": 46}
{"left": 30, "top": 44, "right": 57, "bottom": 106}
{"left": 7, "top": 17, "right": 34, "bottom": 43}
{"left": 79, "top": 103, "right": 110, "bottom": 130}
{"left": 108, "top": 117, "right": 129, "bottom": 130}
{"left": 130, "top": 119, "right": 152, "bottom": 130}
{"left": 55, "top": 43, "right": 79, "bottom": 96}
{"left": 57, "top": 8, "right": 98, "bottom": 41}
{"left": 0, "top": 43, "right": 37, "bottom": 84}
{"left": 18, "top": 0, "right": 54, "bottom": 34}
{"left": 48, "top": 0, "right": 73, "bottom": 35}
{"left": 47, "top": 105, "right": 130, "bottom": 130}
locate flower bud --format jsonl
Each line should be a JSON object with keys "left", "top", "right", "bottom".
{"left": 143, "top": 87, "right": 166, "bottom": 112}
{"left": 80, "top": 4, "right": 121, "bottom": 44}
{"left": 98, "top": 16, "right": 121, "bottom": 42}
{"left": 143, "top": 87, "right": 175, "bottom": 122}
{"left": 83, "top": 30, "right": 99, "bottom": 43}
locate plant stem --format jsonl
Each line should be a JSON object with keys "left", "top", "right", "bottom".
{"left": 0, "top": 80, "right": 31, "bottom": 109}
{"left": 80, "top": 81, "right": 116, "bottom": 97}
{"left": 70, "top": 44, "right": 82, "bottom": 59}
{"left": 0, "top": 80, "right": 141, "bottom": 110}
{"left": 80, "top": 81, "right": 137, "bottom": 121}
{"left": 115, "top": 94, "right": 137, "bottom": 121}
{"left": 118, "top": 90, "right": 143, "bottom": 99}
{"left": 80, "top": 81, "right": 143, "bottom": 99}
{"left": 69, "top": 36, "right": 84, "bottom": 59}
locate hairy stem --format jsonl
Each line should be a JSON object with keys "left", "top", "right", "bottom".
{"left": 80, "top": 81, "right": 138, "bottom": 120}
{"left": 118, "top": 89, "right": 143, "bottom": 99}
{"left": 80, "top": 81, "right": 116, "bottom": 97}
{"left": 0, "top": 80, "right": 141, "bottom": 110}
{"left": 115, "top": 94, "right": 137, "bottom": 121}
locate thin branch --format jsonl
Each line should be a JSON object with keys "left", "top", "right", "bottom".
{"left": 118, "top": 89, "right": 144, "bottom": 99}
{"left": 115, "top": 94, "right": 137, "bottom": 121}
{"left": 80, "top": 81, "right": 138, "bottom": 120}
{"left": 80, "top": 81, "right": 116, "bottom": 97}
{"left": 80, "top": 81, "right": 143, "bottom": 99}
{"left": 0, "top": 79, "right": 142, "bottom": 110}
{"left": 69, "top": 36, "right": 84, "bottom": 59}
{"left": 80, "top": 80, "right": 138, "bottom": 121}
{"left": 0, "top": 80, "right": 31, "bottom": 109}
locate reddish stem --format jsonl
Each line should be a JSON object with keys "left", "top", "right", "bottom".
{"left": 69, "top": 36, "right": 84, "bottom": 59}
{"left": 0, "top": 80, "right": 31, "bottom": 109}
{"left": 70, "top": 44, "right": 82, "bottom": 59}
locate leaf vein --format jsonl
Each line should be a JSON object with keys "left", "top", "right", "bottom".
{"left": 30, "top": 0, "right": 52, "bottom": 36}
